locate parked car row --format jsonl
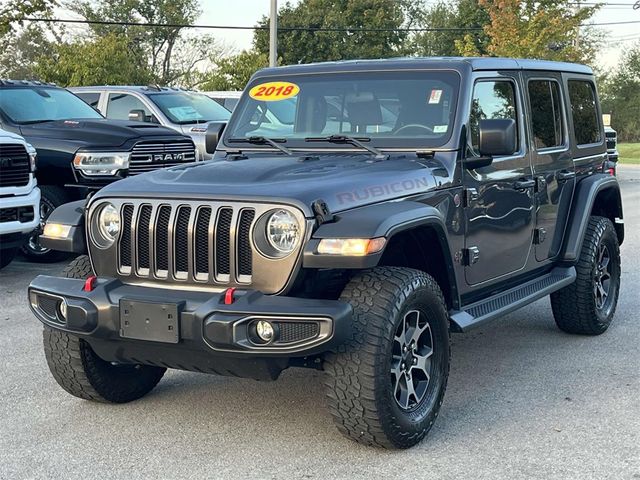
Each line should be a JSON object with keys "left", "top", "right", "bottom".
{"left": 0, "top": 80, "right": 240, "bottom": 267}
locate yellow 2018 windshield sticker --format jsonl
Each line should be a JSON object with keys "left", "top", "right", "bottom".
{"left": 249, "top": 81, "right": 300, "bottom": 101}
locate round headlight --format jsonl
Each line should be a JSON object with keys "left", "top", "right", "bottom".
{"left": 266, "top": 209, "right": 300, "bottom": 254}
{"left": 97, "top": 203, "right": 120, "bottom": 243}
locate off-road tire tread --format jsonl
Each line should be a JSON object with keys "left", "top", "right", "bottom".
{"left": 550, "top": 216, "right": 620, "bottom": 335}
{"left": 62, "top": 255, "right": 94, "bottom": 279}
{"left": 323, "top": 267, "right": 450, "bottom": 449}
{"left": 42, "top": 255, "right": 165, "bottom": 403}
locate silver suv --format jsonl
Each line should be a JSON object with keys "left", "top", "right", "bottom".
{"left": 70, "top": 86, "right": 231, "bottom": 160}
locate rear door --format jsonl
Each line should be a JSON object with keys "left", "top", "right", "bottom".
{"left": 523, "top": 73, "right": 575, "bottom": 261}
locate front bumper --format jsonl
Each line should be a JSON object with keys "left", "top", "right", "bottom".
{"left": 0, "top": 186, "right": 40, "bottom": 237}
{"left": 28, "top": 275, "right": 352, "bottom": 378}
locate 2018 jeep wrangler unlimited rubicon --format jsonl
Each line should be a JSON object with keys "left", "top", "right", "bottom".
{"left": 28, "top": 58, "right": 623, "bottom": 449}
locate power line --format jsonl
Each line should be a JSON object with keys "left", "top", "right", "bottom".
{"left": 22, "top": 17, "right": 640, "bottom": 32}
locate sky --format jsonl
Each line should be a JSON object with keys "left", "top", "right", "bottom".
{"left": 199, "top": 0, "right": 640, "bottom": 71}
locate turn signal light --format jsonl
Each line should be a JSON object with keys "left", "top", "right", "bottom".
{"left": 317, "top": 237, "right": 386, "bottom": 256}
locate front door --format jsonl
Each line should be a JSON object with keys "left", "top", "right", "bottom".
{"left": 464, "top": 75, "right": 535, "bottom": 286}
{"left": 523, "top": 73, "right": 575, "bottom": 261}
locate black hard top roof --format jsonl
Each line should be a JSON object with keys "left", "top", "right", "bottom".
{"left": 255, "top": 57, "right": 593, "bottom": 77}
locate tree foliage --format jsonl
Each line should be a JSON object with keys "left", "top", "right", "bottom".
{"left": 0, "top": 0, "right": 56, "bottom": 36}
{"left": 413, "top": 0, "right": 489, "bottom": 57}
{"left": 199, "top": 50, "right": 268, "bottom": 91}
{"left": 456, "top": 0, "right": 600, "bottom": 63}
{"left": 253, "top": 0, "right": 416, "bottom": 65}
{"left": 600, "top": 43, "right": 640, "bottom": 142}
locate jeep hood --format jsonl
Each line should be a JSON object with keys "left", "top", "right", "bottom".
{"left": 94, "top": 153, "right": 454, "bottom": 216}
{"left": 19, "top": 119, "right": 185, "bottom": 149}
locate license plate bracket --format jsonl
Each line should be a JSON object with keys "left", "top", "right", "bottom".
{"left": 119, "top": 299, "right": 183, "bottom": 344}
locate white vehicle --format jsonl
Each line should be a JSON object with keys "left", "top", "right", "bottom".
{"left": 0, "top": 128, "right": 40, "bottom": 269}
{"left": 202, "top": 91, "right": 242, "bottom": 112}
{"left": 70, "top": 86, "right": 231, "bottom": 160}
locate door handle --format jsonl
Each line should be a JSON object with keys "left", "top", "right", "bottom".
{"left": 513, "top": 179, "right": 535, "bottom": 190}
{"left": 557, "top": 170, "right": 576, "bottom": 182}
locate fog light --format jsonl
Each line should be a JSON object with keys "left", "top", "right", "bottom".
{"left": 58, "top": 300, "right": 68, "bottom": 320}
{"left": 256, "top": 320, "right": 274, "bottom": 342}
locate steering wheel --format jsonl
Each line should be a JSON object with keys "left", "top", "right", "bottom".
{"left": 393, "top": 124, "right": 434, "bottom": 135}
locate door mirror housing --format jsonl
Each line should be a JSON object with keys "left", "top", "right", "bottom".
{"left": 128, "top": 109, "right": 147, "bottom": 122}
{"left": 205, "top": 122, "right": 226, "bottom": 154}
{"left": 478, "top": 118, "right": 517, "bottom": 157}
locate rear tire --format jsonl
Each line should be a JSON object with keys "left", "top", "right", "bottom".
{"left": 324, "top": 267, "right": 450, "bottom": 449}
{"left": 42, "top": 254, "right": 166, "bottom": 403}
{"left": 21, "top": 185, "right": 71, "bottom": 263}
{"left": 551, "top": 216, "right": 621, "bottom": 335}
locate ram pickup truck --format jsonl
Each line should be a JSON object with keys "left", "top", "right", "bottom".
{"left": 0, "top": 128, "right": 40, "bottom": 268}
{"left": 29, "top": 58, "right": 623, "bottom": 449}
{"left": 70, "top": 86, "right": 231, "bottom": 161}
{"left": 0, "top": 80, "right": 197, "bottom": 262}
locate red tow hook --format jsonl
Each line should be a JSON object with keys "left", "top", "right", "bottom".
{"left": 224, "top": 287, "right": 237, "bottom": 305}
{"left": 83, "top": 275, "right": 97, "bottom": 292}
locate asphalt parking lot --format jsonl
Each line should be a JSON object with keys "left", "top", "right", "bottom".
{"left": 1, "top": 167, "right": 639, "bottom": 480}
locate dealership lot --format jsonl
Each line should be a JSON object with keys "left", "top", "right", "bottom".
{"left": 0, "top": 167, "right": 638, "bottom": 480}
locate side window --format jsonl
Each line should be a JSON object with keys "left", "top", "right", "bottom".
{"left": 75, "top": 92, "right": 101, "bottom": 110}
{"left": 106, "top": 93, "right": 152, "bottom": 121}
{"left": 568, "top": 80, "right": 601, "bottom": 146}
{"left": 528, "top": 80, "right": 564, "bottom": 149}
{"left": 469, "top": 80, "right": 518, "bottom": 155}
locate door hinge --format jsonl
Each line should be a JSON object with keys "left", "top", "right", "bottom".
{"left": 462, "top": 246, "right": 480, "bottom": 266}
{"left": 463, "top": 188, "right": 479, "bottom": 207}
{"left": 533, "top": 228, "right": 547, "bottom": 245}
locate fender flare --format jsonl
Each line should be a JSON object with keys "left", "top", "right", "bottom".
{"left": 40, "top": 199, "right": 87, "bottom": 254}
{"left": 303, "top": 201, "right": 458, "bottom": 304}
{"left": 560, "top": 174, "right": 623, "bottom": 263}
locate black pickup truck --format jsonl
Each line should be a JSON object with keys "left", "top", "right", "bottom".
{"left": 0, "top": 81, "right": 197, "bottom": 261}
{"left": 29, "top": 58, "right": 623, "bottom": 449}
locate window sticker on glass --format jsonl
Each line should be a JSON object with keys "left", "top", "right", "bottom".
{"left": 433, "top": 125, "right": 448, "bottom": 133}
{"left": 428, "top": 89, "right": 443, "bottom": 104}
{"left": 249, "top": 81, "right": 300, "bottom": 102}
{"left": 167, "top": 106, "right": 203, "bottom": 121}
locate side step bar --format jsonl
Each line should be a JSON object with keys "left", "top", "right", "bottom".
{"left": 450, "top": 267, "right": 576, "bottom": 332}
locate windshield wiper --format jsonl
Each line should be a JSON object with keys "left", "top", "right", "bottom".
{"left": 304, "top": 134, "right": 387, "bottom": 160}
{"left": 227, "top": 136, "right": 294, "bottom": 156}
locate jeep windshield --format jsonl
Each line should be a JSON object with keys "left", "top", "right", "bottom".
{"left": 0, "top": 87, "right": 103, "bottom": 124}
{"left": 224, "top": 70, "right": 460, "bottom": 151}
{"left": 148, "top": 92, "right": 231, "bottom": 125}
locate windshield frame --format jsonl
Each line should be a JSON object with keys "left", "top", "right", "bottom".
{"left": 146, "top": 91, "right": 231, "bottom": 125}
{"left": 0, "top": 87, "right": 104, "bottom": 125}
{"left": 222, "top": 68, "right": 462, "bottom": 152}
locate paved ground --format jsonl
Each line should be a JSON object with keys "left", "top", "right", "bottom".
{"left": 1, "top": 168, "right": 639, "bottom": 480}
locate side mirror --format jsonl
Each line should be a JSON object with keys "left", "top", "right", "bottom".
{"left": 205, "top": 122, "right": 226, "bottom": 154}
{"left": 479, "top": 118, "right": 517, "bottom": 157}
{"left": 128, "top": 109, "right": 146, "bottom": 122}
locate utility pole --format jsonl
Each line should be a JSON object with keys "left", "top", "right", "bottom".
{"left": 269, "top": 0, "right": 278, "bottom": 67}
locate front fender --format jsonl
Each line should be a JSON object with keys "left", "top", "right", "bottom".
{"left": 560, "top": 174, "right": 623, "bottom": 263}
{"left": 303, "top": 201, "right": 450, "bottom": 269}
{"left": 40, "top": 199, "right": 87, "bottom": 254}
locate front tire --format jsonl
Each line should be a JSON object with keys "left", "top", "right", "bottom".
{"left": 42, "top": 255, "right": 166, "bottom": 403}
{"left": 324, "top": 267, "right": 450, "bottom": 449}
{"left": 21, "top": 185, "right": 71, "bottom": 263}
{"left": 551, "top": 216, "right": 621, "bottom": 335}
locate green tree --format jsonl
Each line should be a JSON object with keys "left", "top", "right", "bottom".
{"left": 600, "top": 42, "right": 640, "bottom": 143}
{"left": 35, "top": 33, "right": 155, "bottom": 86}
{"left": 0, "top": 0, "right": 56, "bottom": 36}
{"left": 456, "top": 0, "right": 600, "bottom": 64}
{"left": 253, "top": 0, "right": 417, "bottom": 65}
{"left": 68, "top": 0, "right": 208, "bottom": 84}
{"left": 413, "top": 0, "right": 489, "bottom": 57}
{"left": 199, "top": 50, "right": 268, "bottom": 91}
{"left": 0, "top": 24, "right": 56, "bottom": 78}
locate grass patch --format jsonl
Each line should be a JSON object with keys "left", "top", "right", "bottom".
{"left": 618, "top": 143, "right": 640, "bottom": 165}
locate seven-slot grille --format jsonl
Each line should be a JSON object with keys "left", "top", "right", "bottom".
{"left": 128, "top": 140, "right": 196, "bottom": 175}
{"left": 0, "top": 143, "right": 30, "bottom": 187}
{"left": 118, "top": 202, "right": 257, "bottom": 285}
